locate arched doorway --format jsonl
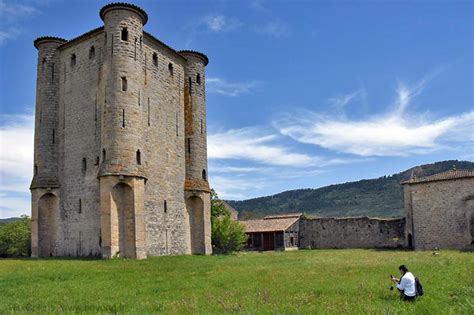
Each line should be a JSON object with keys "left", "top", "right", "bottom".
{"left": 38, "top": 193, "right": 59, "bottom": 257}
{"left": 407, "top": 233, "right": 413, "bottom": 249}
{"left": 186, "top": 196, "right": 205, "bottom": 254}
{"left": 111, "top": 183, "right": 136, "bottom": 258}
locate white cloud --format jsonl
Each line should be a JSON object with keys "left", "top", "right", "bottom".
{"left": 201, "top": 14, "right": 241, "bottom": 32}
{"left": 0, "top": 114, "right": 34, "bottom": 218}
{"left": 275, "top": 79, "right": 474, "bottom": 157}
{"left": 0, "top": 0, "right": 40, "bottom": 45}
{"left": 255, "top": 21, "right": 290, "bottom": 37}
{"left": 208, "top": 127, "right": 315, "bottom": 166}
{"left": 211, "top": 176, "right": 267, "bottom": 200}
{"left": 206, "top": 77, "right": 259, "bottom": 97}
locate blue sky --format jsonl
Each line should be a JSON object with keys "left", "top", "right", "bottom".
{"left": 0, "top": 0, "right": 473, "bottom": 218}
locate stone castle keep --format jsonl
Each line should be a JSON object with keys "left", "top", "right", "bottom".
{"left": 31, "top": 3, "right": 212, "bottom": 258}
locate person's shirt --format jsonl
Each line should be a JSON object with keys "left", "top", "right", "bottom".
{"left": 397, "top": 271, "right": 416, "bottom": 296}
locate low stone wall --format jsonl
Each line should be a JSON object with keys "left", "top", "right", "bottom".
{"left": 299, "top": 216, "right": 405, "bottom": 249}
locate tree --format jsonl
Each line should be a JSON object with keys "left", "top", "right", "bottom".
{"left": 0, "top": 215, "right": 31, "bottom": 257}
{"left": 211, "top": 190, "right": 248, "bottom": 254}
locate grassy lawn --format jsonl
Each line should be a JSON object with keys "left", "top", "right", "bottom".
{"left": 0, "top": 249, "right": 472, "bottom": 314}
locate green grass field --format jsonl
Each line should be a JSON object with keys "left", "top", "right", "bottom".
{"left": 1, "top": 249, "right": 472, "bottom": 314}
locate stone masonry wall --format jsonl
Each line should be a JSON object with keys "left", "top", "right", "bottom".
{"left": 299, "top": 217, "right": 405, "bottom": 249}
{"left": 406, "top": 178, "right": 474, "bottom": 250}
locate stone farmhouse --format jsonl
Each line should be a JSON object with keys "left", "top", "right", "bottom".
{"left": 403, "top": 169, "right": 474, "bottom": 250}
{"left": 31, "top": 3, "right": 212, "bottom": 258}
{"left": 240, "top": 169, "right": 474, "bottom": 251}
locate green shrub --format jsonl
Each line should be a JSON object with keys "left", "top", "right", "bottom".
{"left": 211, "top": 190, "right": 247, "bottom": 254}
{"left": 0, "top": 215, "right": 31, "bottom": 257}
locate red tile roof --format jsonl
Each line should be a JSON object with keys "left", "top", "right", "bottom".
{"left": 401, "top": 169, "right": 474, "bottom": 185}
{"left": 241, "top": 214, "right": 301, "bottom": 233}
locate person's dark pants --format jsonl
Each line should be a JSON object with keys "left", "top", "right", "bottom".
{"left": 402, "top": 294, "right": 416, "bottom": 301}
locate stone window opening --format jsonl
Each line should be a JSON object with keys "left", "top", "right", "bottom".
{"left": 122, "top": 109, "right": 125, "bottom": 128}
{"left": 82, "top": 157, "right": 87, "bottom": 173}
{"left": 188, "top": 77, "right": 192, "bottom": 94}
{"left": 102, "top": 149, "right": 106, "bottom": 162}
{"left": 71, "top": 54, "right": 76, "bottom": 67}
{"left": 34, "top": 164, "right": 38, "bottom": 176}
{"left": 121, "top": 77, "right": 127, "bottom": 91}
{"left": 164, "top": 200, "right": 167, "bottom": 213}
{"left": 121, "top": 27, "right": 128, "bottom": 41}
{"left": 196, "top": 73, "right": 201, "bottom": 84}
{"left": 95, "top": 156, "right": 99, "bottom": 166}
{"left": 78, "top": 199, "right": 82, "bottom": 214}
{"left": 152, "top": 53, "right": 158, "bottom": 66}
{"left": 134, "top": 37, "right": 137, "bottom": 60}
{"left": 200, "top": 119, "right": 203, "bottom": 134}
{"left": 140, "top": 35, "right": 142, "bottom": 48}
{"left": 175, "top": 112, "right": 178, "bottom": 136}
{"left": 147, "top": 98, "right": 150, "bottom": 126}
{"left": 202, "top": 169, "right": 207, "bottom": 181}
{"left": 187, "top": 138, "right": 191, "bottom": 154}
{"left": 136, "top": 150, "right": 141, "bottom": 165}
{"left": 41, "top": 58, "right": 46, "bottom": 70}
{"left": 138, "top": 90, "right": 141, "bottom": 106}
{"left": 104, "top": 32, "right": 107, "bottom": 46}
{"left": 168, "top": 63, "right": 173, "bottom": 75}
{"left": 89, "top": 46, "right": 95, "bottom": 60}
{"left": 52, "top": 129, "right": 55, "bottom": 144}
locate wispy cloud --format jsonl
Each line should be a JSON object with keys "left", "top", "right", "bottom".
{"left": 211, "top": 176, "right": 267, "bottom": 200}
{"left": 199, "top": 14, "right": 242, "bottom": 32}
{"left": 255, "top": 21, "right": 290, "bottom": 38}
{"left": 0, "top": 114, "right": 34, "bottom": 217}
{"left": 208, "top": 127, "right": 315, "bottom": 166}
{"left": 275, "top": 78, "right": 474, "bottom": 157}
{"left": 206, "top": 77, "right": 259, "bottom": 97}
{"left": 0, "top": 0, "right": 40, "bottom": 45}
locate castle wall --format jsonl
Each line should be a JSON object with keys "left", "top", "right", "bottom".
{"left": 299, "top": 217, "right": 405, "bottom": 249}
{"left": 56, "top": 32, "right": 104, "bottom": 257}
{"left": 406, "top": 178, "right": 474, "bottom": 250}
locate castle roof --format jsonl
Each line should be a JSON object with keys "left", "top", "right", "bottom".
{"left": 401, "top": 169, "right": 474, "bottom": 185}
{"left": 33, "top": 36, "right": 67, "bottom": 49}
{"left": 240, "top": 213, "right": 302, "bottom": 233}
{"left": 100, "top": 2, "right": 148, "bottom": 25}
{"left": 178, "top": 50, "right": 209, "bottom": 66}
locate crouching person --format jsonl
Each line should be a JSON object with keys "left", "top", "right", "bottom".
{"left": 391, "top": 265, "right": 416, "bottom": 301}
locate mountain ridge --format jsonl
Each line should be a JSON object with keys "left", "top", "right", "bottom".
{"left": 226, "top": 160, "right": 474, "bottom": 219}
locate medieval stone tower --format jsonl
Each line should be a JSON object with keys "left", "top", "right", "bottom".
{"left": 30, "top": 3, "right": 212, "bottom": 258}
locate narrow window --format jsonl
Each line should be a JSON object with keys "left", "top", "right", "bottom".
{"left": 41, "top": 58, "right": 46, "bottom": 70}
{"left": 136, "top": 150, "right": 141, "bottom": 165}
{"left": 34, "top": 164, "right": 38, "bottom": 176}
{"left": 152, "top": 53, "right": 158, "bottom": 66}
{"left": 138, "top": 90, "right": 140, "bottom": 106}
{"left": 196, "top": 73, "right": 201, "bottom": 84}
{"left": 164, "top": 200, "right": 167, "bottom": 213}
{"left": 176, "top": 112, "right": 178, "bottom": 136}
{"left": 104, "top": 32, "right": 107, "bottom": 46}
{"left": 188, "top": 77, "right": 192, "bottom": 94}
{"left": 52, "top": 129, "right": 55, "bottom": 144}
{"left": 134, "top": 37, "right": 137, "bottom": 60}
{"left": 121, "top": 77, "right": 127, "bottom": 91}
{"left": 202, "top": 169, "right": 207, "bottom": 181}
{"left": 187, "top": 138, "right": 191, "bottom": 154}
{"left": 71, "top": 54, "right": 76, "bottom": 66}
{"left": 168, "top": 63, "right": 173, "bottom": 75}
{"left": 102, "top": 149, "right": 106, "bottom": 162}
{"left": 95, "top": 156, "right": 99, "bottom": 166}
{"left": 89, "top": 46, "right": 95, "bottom": 60}
{"left": 78, "top": 199, "right": 82, "bottom": 214}
{"left": 140, "top": 36, "right": 142, "bottom": 48}
{"left": 147, "top": 97, "right": 150, "bottom": 126}
{"left": 122, "top": 109, "right": 125, "bottom": 128}
{"left": 82, "top": 157, "right": 87, "bottom": 173}
{"left": 200, "top": 119, "right": 203, "bottom": 134}
{"left": 121, "top": 27, "right": 128, "bottom": 41}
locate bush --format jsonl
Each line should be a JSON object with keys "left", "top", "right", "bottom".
{"left": 211, "top": 190, "right": 247, "bottom": 254}
{"left": 0, "top": 216, "right": 31, "bottom": 257}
